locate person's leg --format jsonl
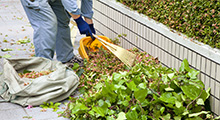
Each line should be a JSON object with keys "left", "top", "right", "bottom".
{"left": 20, "top": 0, "right": 57, "bottom": 60}
{"left": 81, "top": 0, "right": 95, "bottom": 34}
{"left": 49, "top": 0, "right": 74, "bottom": 63}
{"left": 81, "top": 0, "right": 93, "bottom": 19}
{"left": 61, "top": 0, "right": 81, "bottom": 16}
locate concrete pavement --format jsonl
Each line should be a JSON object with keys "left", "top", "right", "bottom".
{"left": 0, "top": 0, "right": 84, "bottom": 120}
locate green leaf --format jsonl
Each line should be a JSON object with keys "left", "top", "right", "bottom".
{"left": 214, "top": 116, "right": 220, "bottom": 120}
{"left": 188, "top": 111, "right": 210, "bottom": 117}
{"left": 134, "top": 89, "right": 148, "bottom": 102}
{"left": 1, "top": 48, "right": 13, "bottom": 52}
{"left": 108, "top": 109, "right": 115, "bottom": 115}
{"left": 181, "top": 85, "right": 202, "bottom": 100}
{"left": 113, "top": 72, "right": 127, "bottom": 81}
{"left": 138, "top": 83, "right": 146, "bottom": 89}
{"left": 162, "top": 74, "right": 169, "bottom": 83}
{"left": 54, "top": 103, "right": 61, "bottom": 107}
{"left": 2, "top": 54, "right": 11, "bottom": 58}
{"left": 165, "top": 87, "right": 174, "bottom": 91}
{"left": 92, "top": 107, "right": 105, "bottom": 117}
{"left": 160, "top": 107, "right": 165, "bottom": 114}
{"left": 72, "top": 63, "right": 80, "bottom": 70}
{"left": 174, "top": 106, "right": 186, "bottom": 115}
{"left": 126, "top": 110, "right": 138, "bottom": 120}
{"left": 187, "top": 69, "right": 200, "bottom": 79}
{"left": 117, "top": 112, "right": 126, "bottom": 120}
{"left": 98, "top": 99, "right": 105, "bottom": 107}
{"left": 159, "top": 92, "right": 177, "bottom": 104}
{"left": 168, "top": 73, "right": 175, "bottom": 80}
{"left": 160, "top": 113, "right": 171, "bottom": 120}
{"left": 174, "top": 116, "right": 182, "bottom": 120}
{"left": 182, "top": 110, "right": 189, "bottom": 116}
{"left": 71, "top": 103, "right": 89, "bottom": 114}
{"left": 179, "top": 59, "right": 190, "bottom": 72}
{"left": 175, "top": 101, "right": 182, "bottom": 108}
{"left": 126, "top": 81, "right": 138, "bottom": 91}
{"left": 23, "top": 70, "right": 32, "bottom": 74}
{"left": 196, "top": 98, "right": 204, "bottom": 105}
{"left": 141, "top": 115, "right": 147, "bottom": 120}
{"left": 16, "top": 38, "right": 30, "bottom": 44}
{"left": 107, "top": 116, "right": 115, "bottom": 120}
{"left": 94, "top": 82, "right": 103, "bottom": 90}
{"left": 200, "top": 87, "right": 210, "bottom": 101}
{"left": 181, "top": 93, "right": 186, "bottom": 101}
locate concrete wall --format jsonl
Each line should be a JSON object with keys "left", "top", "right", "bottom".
{"left": 93, "top": 0, "right": 220, "bottom": 116}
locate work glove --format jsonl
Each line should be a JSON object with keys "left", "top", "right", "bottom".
{"left": 88, "top": 24, "right": 96, "bottom": 36}
{"left": 74, "top": 16, "right": 95, "bottom": 40}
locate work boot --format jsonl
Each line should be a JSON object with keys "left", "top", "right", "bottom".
{"left": 64, "top": 56, "right": 84, "bottom": 68}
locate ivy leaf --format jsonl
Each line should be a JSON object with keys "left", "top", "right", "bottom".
{"left": 168, "top": 73, "right": 175, "bottom": 80}
{"left": 159, "top": 92, "right": 177, "bottom": 104}
{"left": 181, "top": 85, "right": 201, "bottom": 100}
{"left": 138, "top": 83, "right": 146, "bottom": 89}
{"left": 113, "top": 71, "right": 127, "bottom": 81}
{"left": 117, "top": 112, "right": 126, "bottom": 120}
{"left": 98, "top": 99, "right": 105, "bottom": 107}
{"left": 200, "top": 87, "right": 210, "bottom": 101}
{"left": 162, "top": 74, "right": 169, "bottom": 83}
{"left": 175, "top": 101, "right": 182, "bottom": 108}
{"left": 126, "top": 110, "right": 138, "bottom": 120}
{"left": 92, "top": 107, "right": 105, "bottom": 117}
{"left": 106, "top": 116, "right": 115, "bottom": 120}
{"left": 108, "top": 109, "right": 115, "bottom": 116}
{"left": 113, "top": 72, "right": 122, "bottom": 81}
{"left": 181, "top": 93, "right": 186, "bottom": 101}
{"left": 160, "top": 107, "right": 165, "bottom": 114}
{"left": 196, "top": 98, "right": 204, "bottom": 105}
{"left": 71, "top": 103, "right": 89, "bottom": 114}
{"left": 179, "top": 59, "right": 190, "bottom": 72}
{"left": 174, "top": 116, "right": 182, "bottom": 120}
{"left": 160, "top": 113, "right": 171, "bottom": 120}
{"left": 72, "top": 63, "right": 80, "bottom": 70}
{"left": 134, "top": 89, "right": 148, "bottom": 102}
{"left": 126, "top": 81, "right": 138, "bottom": 91}
{"left": 174, "top": 106, "right": 186, "bottom": 116}
{"left": 187, "top": 69, "right": 200, "bottom": 79}
{"left": 165, "top": 87, "right": 174, "bottom": 91}
{"left": 214, "top": 116, "right": 220, "bottom": 120}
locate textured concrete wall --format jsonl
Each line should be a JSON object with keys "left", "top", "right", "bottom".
{"left": 93, "top": 0, "right": 220, "bottom": 116}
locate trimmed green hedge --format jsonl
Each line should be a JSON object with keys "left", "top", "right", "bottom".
{"left": 116, "top": 0, "right": 220, "bottom": 49}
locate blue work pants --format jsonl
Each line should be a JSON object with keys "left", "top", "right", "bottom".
{"left": 20, "top": 0, "right": 93, "bottom": 63}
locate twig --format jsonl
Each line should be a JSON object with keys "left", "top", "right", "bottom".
{"left": 186, "top": 88, "right": 203, "bottom": 110}
{"left": 137, "top": 100, "right": 144, "bottom": 115}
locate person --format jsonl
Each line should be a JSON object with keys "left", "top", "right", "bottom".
{"left": 20, "top": 0, "right": 96, "bottom": 67}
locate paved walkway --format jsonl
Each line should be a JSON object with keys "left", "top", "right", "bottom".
{"left": 0, "top": 0, "right": 84, "bottom": 120}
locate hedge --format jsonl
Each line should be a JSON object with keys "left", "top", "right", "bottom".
{"left": 116, "top": 0, "right": 220, "bottom": 49}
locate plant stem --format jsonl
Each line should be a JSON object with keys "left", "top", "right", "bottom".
{"left": 186, "top": 88, "right": 203, "bottom": 110}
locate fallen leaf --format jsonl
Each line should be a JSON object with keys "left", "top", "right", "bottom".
{"left": 1, "top": 48, "right": 13, "bottom": 52}
{"left": 2, "top": 54, "right": 11, "bottom": 58}
{"left": 16, "top": 38, "right": 30, "bottom": 44}
{"left": 3, "top": 39, "right": 8, "bottom": 42}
